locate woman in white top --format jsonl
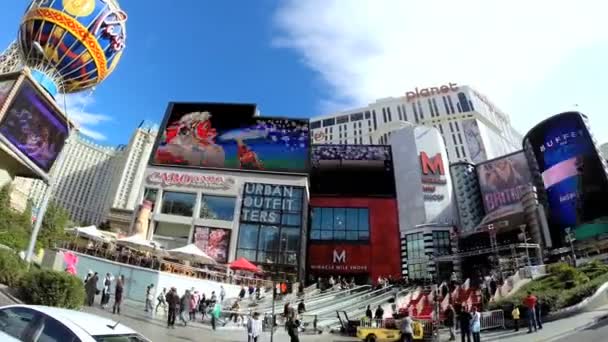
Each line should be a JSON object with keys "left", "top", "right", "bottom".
{"left": 471, "top": 306, "right": 481, "bottom": 342}
{"left": 247, "top": 312, "right": 263, "bottom": 342}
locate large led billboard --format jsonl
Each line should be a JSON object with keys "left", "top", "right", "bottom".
{"left": 193, "top": 226, "right": 231, "bottom": 263}
{"left": 477, "top": 151, "right": 532, "bottom": 214}
{"left": 524, "top": 112, "right": 608, "bottom": 238}
{"left": 151, "top": 102, "right": 310, "bottom": 174}
{"left": 310, "top": 145, "right": 395, "bottom": 196}
{"left": 0, "top": 78, "right": 69, "bottom": 172}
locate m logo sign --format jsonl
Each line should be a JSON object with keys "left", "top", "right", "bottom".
{"left": 420, "top": 152, "right": 445, "bottom": 176}
{"left": 333, "top": 249, "right": 346, "bottom": 263}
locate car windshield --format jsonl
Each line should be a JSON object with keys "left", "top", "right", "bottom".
{"left": 93, "top": 334, "right": 149, "bottom": 342}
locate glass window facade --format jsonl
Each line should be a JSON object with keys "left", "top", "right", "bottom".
{"left": 406, "top": 232, "right": 429, "bottom": 280}
{"left": 237, "top": 183, "right": 305, "bottom": 266}
{"left": 161, "top": 191, "right": 196, "bottom": 217}
{"left": 309, "top": 207, "right": 369, "bottom": 241}
{"left": 433, "top": 231, "right": 451, "bottom": 256}
{"left": 200, "top": 195, "right": 236, "bottom": 221}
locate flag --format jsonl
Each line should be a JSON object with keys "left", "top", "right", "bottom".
{"left": 416, "top": 295, "right": 425, "bottom": 315}
{"left": 451, "top": 285, "right": 460, "bottom": 301}
{"left": 441, "top": 293, "right": 450, "bottom": 312}
{"left": 463, "top": 278, "right": 470, "bottom": 291}
{"left": 466, "top": 293, "right": 473, "bottom": 311}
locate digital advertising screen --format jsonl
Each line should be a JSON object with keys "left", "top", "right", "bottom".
{"left": 152, "top": 102, "right": 310, "bottom": 174}
{"left": 310, "top": 145, "right": 395, "bottom": 196}
{"left": 193, "top": 226, "right": 231, "bottom": 263}
{"left": 524, "top": 112, "right": 608, "bottom": 235}
{"left": 477, "top": 151, "right": 532, "bottom": 213}
{"left": 0, "top": 78, "right": 69, "bottom": 172}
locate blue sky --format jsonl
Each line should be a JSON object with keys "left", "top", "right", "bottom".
{"left": 1, "top": 1, "right": 608, "bottom": 145}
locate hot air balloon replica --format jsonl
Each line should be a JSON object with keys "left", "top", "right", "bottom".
{"left": 0, "top": 0, "right": 127, "bottom": 183}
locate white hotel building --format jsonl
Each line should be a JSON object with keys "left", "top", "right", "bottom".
{"left": 310, "top": 83, "right": 522, "bottom": 164}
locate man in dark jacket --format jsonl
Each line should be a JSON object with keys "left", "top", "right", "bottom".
{"left": 166, "top": 287, "right": 179, "bottom": 328}
{"left": 445, "top": 304, "right": 456, "bottom": 341}
{"left": 458, "top": 306, "right": 472, "bottom": 342}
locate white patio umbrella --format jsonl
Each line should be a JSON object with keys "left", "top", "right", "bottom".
{"left": 167, "top": 244, "right": 217, "bottom": 265}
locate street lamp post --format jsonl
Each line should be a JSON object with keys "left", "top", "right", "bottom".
{"left": 565, "top": 228, "right": 577, "bottom": 267}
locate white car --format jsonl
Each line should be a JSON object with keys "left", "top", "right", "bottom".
{"left": 0, "top": 305, "right": 150, "bottom": 342}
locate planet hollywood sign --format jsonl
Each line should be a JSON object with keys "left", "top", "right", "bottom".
{"left": 147, "top": 171, "right": 235, "bottom": 190}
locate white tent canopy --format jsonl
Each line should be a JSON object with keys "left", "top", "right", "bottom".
{"left": 116, "top": 235, "right": 164, "bottom": 253}
{"left": 69, "top": 225, "right": 109, "bottom": 242}
{"left": 168, "top": 243, "right": 217, "bottom": 265}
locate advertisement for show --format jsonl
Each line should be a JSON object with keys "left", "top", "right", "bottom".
{"left": 0, "top": 78, "right": 69, "bottom": 172}
{"left": 524, "top": 112, "right": 608, "bottom": 236}
{"left": 415, "top": 126, "right": 454, "bottom": 224}
{"left": 152, "top": 102, "right": 310, "bottom": 174}
{"left": 477, "top": 151, "right": 533, "bottom": 213}
{"left": 193, "top": 227, "right": 231, "bottom": 263}
{"left": 310, "top": 145, "right": 395, "bottom": 196}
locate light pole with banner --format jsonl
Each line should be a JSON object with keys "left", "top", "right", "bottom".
{"left": 565, "top": 227, "right": 577, "bottom": 266}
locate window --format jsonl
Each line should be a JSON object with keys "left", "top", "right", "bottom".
{"left": 455, "top": 147, "right": 461, "bottom": 159}
{"left": 309, "top": 207, "right": 370, "bottom": 241}
{"left": 417, "top": 102, "right": 424, "bottom": 119}
{"left": 458, "top": 92, "right": 471, "bottom": 112}
{"left": 350, "top": 112, "right": 364, "bottom": 121}
{"left": 432, "top": 98, "right": 440, "bottom": 116}
{"left": 238, "top": 183, "right": 304, "bottom": 266}
{"left": 200, "top": 195, "right": 236, "bottom": 221}
{"left": 322, "top": 118, "right": 335, "bottom": 127}
{"left": 406, "top": 233, "right": 425, "bottom": 259}
{"left": 387, "top": 107, "right": 392, "bottom": 121}
{"left": 311, "top": 121, "right": 321, "bottom": 129}
{"left": 458, "top": 134, "right": 463, "bottom": 145}
{"left": 382, "top": 108, "right": 387, "bottom": 123}
{"left": 433, "top": 231, "right": 451, "bottom": 256}
{"left": 337, "top": 115, "right": 349, "bottom": 124}
{"left": 0, "top": 308, "right": 79, "bottom": 342}
{"left": 372, "top": 110, "right": 378, "bottom": 130}
{"left": 428, "top": 99, "right": 435, "bottom": 117}
{"left": 397, "top": 106, "right": 403, "bottom": 120}
{"left": 447, "top": 96, "right": 455, "bottom": 113}
{"left": 161, "top": 191, "right": 196, "bottom": 217}
{"left": 365, "top": 111, "right": 371, "bottom": 119}
{"left": 408, "top": 263, "right": 427, "bottom": 280}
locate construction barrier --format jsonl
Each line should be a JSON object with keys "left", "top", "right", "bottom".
{"left": 480, "top": 310, "right": 505, "bottom": 330}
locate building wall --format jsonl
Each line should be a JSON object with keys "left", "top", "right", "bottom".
{"left": 107, "top": 122, "right": 158, "bottom": 211}
{"left": 138, "top": 166, "right": 309, "bottom": 280}
{"left": 307, "top": 197, "right": 401, "bottom": 282}
{"left": 310, "top": 84, "right": 521, "bottom": 165}
{"left": 450, "top": 162, "right": 485, "bottom": 234}
{"left": 400, "top": 226, "right": 454, "bottom": 281}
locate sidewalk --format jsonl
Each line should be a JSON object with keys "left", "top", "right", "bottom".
{"left": 476, "top": 305, "right": 608, "bottom": 342}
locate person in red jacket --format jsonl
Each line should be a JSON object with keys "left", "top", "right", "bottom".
{"left": 523, "top": 292, "right": 538, "bottom": 333}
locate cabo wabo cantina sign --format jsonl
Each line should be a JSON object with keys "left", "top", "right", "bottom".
{"left": 147, "top": 171, "right": 235, "bottom": 190}
{"left": 420, "top": 152, "right": 447, "bottom": 201}
{"left": 241, "top": 183, "right": 301, "bottom": 224}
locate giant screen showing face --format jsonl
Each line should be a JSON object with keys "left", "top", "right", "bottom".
{"left": 310, "top": 145, "right": 395, "bottom": 196}
{"left": 0, "top": 79, "right": 69, "bottom": 172}
{"left": 477, "top": 151, "right": 532, "bottom": 213}
{"left": 152, "top": 102, "right": 310, "bottom": 174}
{"left": 524, "top": 112, "right": 608, "bottom": 234}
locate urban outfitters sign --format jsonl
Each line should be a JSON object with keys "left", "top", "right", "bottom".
{"left": 241, "top": 183, "right": 300, "bottom": 224}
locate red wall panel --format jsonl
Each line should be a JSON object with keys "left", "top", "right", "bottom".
{"left": 308, "top": 197, "right": 401, "bottom": 283}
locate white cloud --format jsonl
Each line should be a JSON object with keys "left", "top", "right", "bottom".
{"left": 274, "top": 0, "right": 608, "bottom": 131}
{"left": 56, "top": 92, "right": 111, "bottom": 140}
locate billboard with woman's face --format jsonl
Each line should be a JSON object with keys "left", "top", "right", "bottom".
{"left": 0, "top": 78, "right": 69, "bottom": 172}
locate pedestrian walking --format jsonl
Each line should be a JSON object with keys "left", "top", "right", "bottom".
{"left": 112, "top": 275, "right": 124, "bottom": 315}
{"left": 400, "top": 311, "right": 414, "bottom": 342}
{"left": 297, "top": 300, "right": 306, "bottom": 314}
{"left": 239, "top": 286, "right": 246, "bottom": 300}
{"left": 155, "top": 288, "right": 167, "bottom": 314}
{"left": 220, "top": 286, "right": 226, "bottom": 303}
{"left": 445, "top": 304, "right": 456, "bottom": 341}
{"left": 247, "top": 312, "right": 263, "bottom": 342}
{"left": 535, "top": 299, "right": 543, "bottom": 329}
{"left": 144, "top": 284, "right": 155, "bottom": 313}
{"left": 84, "top": 272, "right": 99, "bottom": 306}
{"left": 458, "top": 306, "right": 472, "bottom": 342}
{"left": 471, "top": 306, "right": 481, "bottom": 342}
{"left": 374, "top": 305, "right": 384, "bottom": 327}
{"left": 190, "top": 290, "right": 199, "bottom": 321}
{"left": 365, "top": 305, "right": 373, "bottom": 320}
{"left": 199, "top": 293, "right": 208, "bottom": 321}
{"left": 286, "top": 309, "right": 300, "bottom": 342}
{"left": 524, "top": 291, "right": 538, "bottom": 333}
{"left": 211, "top": 301, "right": 222, "bottom": 330}
{"left": 100, "top": 273, "right": 112, "bottom": 309}
{"left": 512, "top": 305, "right": 520, "bottom": 331}
{"left": 166, "top": 287, "right": 179, "bottom": 329}
{"left": 179, "top": 290, "right": 190, "bottom": 326}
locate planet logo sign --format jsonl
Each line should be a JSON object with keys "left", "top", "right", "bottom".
{"left": 477, "top": 151, "right": 533, "bottom": 213}
{"left": 152, "top": 102, "right": 310, "bottom": 174}
{"left": 0, "top": 78, "right": 69, "bottom": 172}
{"left": 524, "top": 112, "right": 608, "bottom": 236}
{"left": 415, "top": 126, "right": 453, "bottom": 223}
